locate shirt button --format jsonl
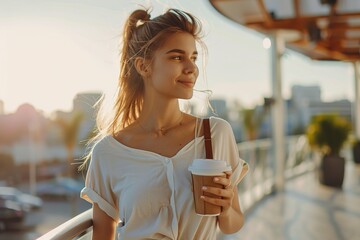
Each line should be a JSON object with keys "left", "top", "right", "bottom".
{"left": 165, "top": 158, "right": 170, "bottom": 164}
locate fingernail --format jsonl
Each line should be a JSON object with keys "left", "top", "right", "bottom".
{"left": 202, "top": 186, "right": 207, "bottom": 190}
{"left": 200, "top": 196, "right": 205, "bottom": 199}
{"left": 214, "top": 177, "right": 219, "bottom": 181}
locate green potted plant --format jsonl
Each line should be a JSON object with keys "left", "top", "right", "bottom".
{"left": 306, "top": 114, "right": 351, "bottom": 188}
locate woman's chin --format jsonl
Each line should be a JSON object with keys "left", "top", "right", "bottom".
{"left": 181, "top": 92, "right": 194, "bottom": 100}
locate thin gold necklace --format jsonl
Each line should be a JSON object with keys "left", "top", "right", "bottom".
{"left": 138, "top": 112, "right": 184, "bottom": 136}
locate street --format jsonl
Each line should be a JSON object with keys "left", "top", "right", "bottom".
{"left": 0, "top": 196, "right": 92, "bottom": 240}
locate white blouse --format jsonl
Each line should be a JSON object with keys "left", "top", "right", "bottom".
{"left": 80, "top": 117, "right": 245, "bottom": 240}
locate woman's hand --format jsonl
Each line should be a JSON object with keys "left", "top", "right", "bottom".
{"left": 201, "top": 170, "right": 244, "bottom": 234}
{"left": 200, "top": 171, "right": 234, "bottom": 213}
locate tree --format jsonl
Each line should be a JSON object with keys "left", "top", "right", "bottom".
{"left": 0, "top": 153, "right": 15, "bottom": 184}
{"left": 55, "top": 113, "right": 83, "bottom": 178}
{"left": 241, "top": 107, "right": 265, "bottom": 141}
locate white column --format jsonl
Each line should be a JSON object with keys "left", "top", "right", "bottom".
{"left": 270, "top": 32, "right": 285, "bottom": 192}
{"left": 354, "top": 61, "right": 360, "bottom": 139}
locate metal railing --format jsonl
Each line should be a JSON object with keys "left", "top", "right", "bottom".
{"left": 237, "top": 135, "right": 315, "bottom": 211}
{"left": 37, "top": 135, "right": 314, "bottom": 239}
{"left": 36, "top": 209, "right": 93, "bottom": 240}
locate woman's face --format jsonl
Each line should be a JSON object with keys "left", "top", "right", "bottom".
{"left": 145, "top": 32, "right": 199, "bottom": 100}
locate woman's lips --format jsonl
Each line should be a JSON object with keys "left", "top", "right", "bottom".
{"left": 178, "top": 80, "right": 195, "bottom": 88}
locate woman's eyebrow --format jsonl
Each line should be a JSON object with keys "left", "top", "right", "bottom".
{"left": 166, "top": 49, "right": 198, "bottom": 55}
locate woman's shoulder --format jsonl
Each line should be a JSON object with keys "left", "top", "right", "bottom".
{"left": 91, "top": 135, "right": 115, "bottom": 156}
{"left": 88, "top": 135, "right": 128, "bottom": 167}
{"left": 209, "top": 116, "right": 232, "bottom": 132}
{"left": 207, "top": 116, "right": 235, "bottom": 140}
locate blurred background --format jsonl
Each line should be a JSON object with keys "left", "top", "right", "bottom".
{"left": 1, "top": 0, "right": 360, "bottom": 239}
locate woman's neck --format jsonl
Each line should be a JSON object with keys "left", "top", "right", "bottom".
{"left": 137, "top": 99, "right": 183, "bottom": 132}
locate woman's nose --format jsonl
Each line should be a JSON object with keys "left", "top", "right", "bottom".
{"left": 184, "top": 60, "right": 197, "bottom": 74}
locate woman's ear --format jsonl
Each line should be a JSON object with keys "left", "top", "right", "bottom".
{"left": 134, "top": 57, "right": 150, "bottom": 77}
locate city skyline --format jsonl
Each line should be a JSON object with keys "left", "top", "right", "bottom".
{"left": 0, "top": 82, "right": 352, "bottom": 117}
{"left": 0, "top": 0, "right": 355, "bottom": 115}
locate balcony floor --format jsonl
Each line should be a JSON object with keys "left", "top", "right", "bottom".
{"left": 221, "top": 161, "right": 360, "bottom": 240}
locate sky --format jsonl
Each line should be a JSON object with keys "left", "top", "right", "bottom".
{"left": 0, "top": 0, "right": 355, "bottom": 115}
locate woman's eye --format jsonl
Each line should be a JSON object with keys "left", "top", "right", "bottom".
{"left": 171, "top": 56, "right": 197, "bottom": 62}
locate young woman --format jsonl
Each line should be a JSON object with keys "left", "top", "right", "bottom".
{"left": 81, "top": 8, "right": 246, "bottom": 240}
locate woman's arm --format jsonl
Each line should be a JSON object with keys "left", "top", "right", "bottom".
{"left": 217, "top": 187, "right": 244, "bottom": 234}
{"left": 200, "top": 172, "right": 244, "bottom": 234}
{"left": 92, "top": 203, "right": 117, "bottom": 240}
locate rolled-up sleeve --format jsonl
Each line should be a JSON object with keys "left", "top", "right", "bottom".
{"left": 80, "top": 143, "right": 119, "bottom": 221}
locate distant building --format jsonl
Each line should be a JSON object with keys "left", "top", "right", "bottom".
{"left": 306, "top": 99, "right": 352, "bottom": 122}
{"left": 288, "top": 85, "right": 352, "bottom": 134}
{"left": 73, "top": 92, "right": 102, "bottom": 118}
{"left": 291, "top": 85, "right": 321, "bottom": 107}
{"left": 52, "top": 110, "right": 73, "bottom": 122}
{"left": 208, "top": 99, "right": 229, "bottom": 120}
{"left": 257, "top": 85, "right": 352, "bottom": 137}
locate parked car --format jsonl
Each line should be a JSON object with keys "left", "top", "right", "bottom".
{"left": 0, "top": 187, "right": 43, "bottom": 211}
{"left": 36, "top": 177, "right": 84, "bottom": 200}
{"left": 0, "top": 199, "right": 25, "bottom": 229}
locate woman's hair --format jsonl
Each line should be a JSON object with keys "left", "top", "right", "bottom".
{"left": 114, "top": 8, "right": 203, "bottom": 131}
{"left": 79, "top": 8, "right": 204, "bottom": 170}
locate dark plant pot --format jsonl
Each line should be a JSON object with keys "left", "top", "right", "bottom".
{"left": 319, "top": 154, "right": 345, "bottom": 188}
{"left": 352, "top": 142, "right": 360, "bottom": 164}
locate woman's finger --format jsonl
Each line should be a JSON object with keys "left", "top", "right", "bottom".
{"left": 200, "top": 195, "right": 231, "bottom": 208}
{"left": 202, "top": 186, "right": 233, "bottom": 199}
{"left": 213, "top": 176, "right": 231, "bottom": 189}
